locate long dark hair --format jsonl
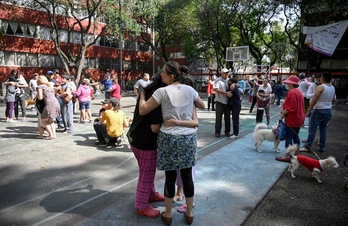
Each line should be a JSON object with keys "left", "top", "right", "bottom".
{"left": 164, "top": 61, "right": 188, "bottom": 83}
{"left": 144, "top": 71, "right": 166, "bottom": 96}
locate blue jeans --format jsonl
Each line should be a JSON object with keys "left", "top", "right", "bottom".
{"left": 305, "top": 109, "right": 332, "bottom": 151}
{"left": 285, "top": 126, "right": 301, "bottom": 148}
{"left": 61, "top": 101, "right": 75, "bottom": 133}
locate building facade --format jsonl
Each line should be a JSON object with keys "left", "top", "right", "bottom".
{"left": 0, "top": 0, "right": 154, "bottom": 91}
{"left": 297, "top": 1, "right": 348, "bottom": 98}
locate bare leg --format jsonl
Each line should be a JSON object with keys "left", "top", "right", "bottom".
{"left": 37, "top": 126, "right": 45, "bottom": 138}
{"left": 80, "top": 110, "right": 84, "bottom": 122}
{"left": 174, "top": 185, "right": 184, "bottom": 201}
{"left": 185, "top": 197, "right": 194, "bottom": 217}
{"left": 86, "top": 109, "right": 92, "bottom": 121}
{"left": 163, "top": 197, "right": 173, "bottom": 217}
{"left": 50, "top": 123, "right": 56, "bottom": 138}
{"left": 44, "top": 124, "right": 53, "bottom": 138}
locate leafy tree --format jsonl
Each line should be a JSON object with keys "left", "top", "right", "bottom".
{"left": 33, "top": 0, "right": 106, "bottom": 84}
{"left": 190, "top": 0, "right": 297, "bottom": 72}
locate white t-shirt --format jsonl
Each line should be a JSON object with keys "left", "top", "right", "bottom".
{"left": 134, "top": 79, "right": 151, "bottom": 94}
{"left": 213, "top": 77, "right": 229, "bottom": 104}
{"left": 16, "top": 76, "right": 28, "bottom": 94}
{"left": 29, "top": 79, "right": 38, "bottom": 91}
{"left": 306, "top": 83, "right": 317, "bottom": 103}
{"left": 299, "top": 80, "right": 310, "bottom": 98}
{"left": 257, "top": 84, "right": 272, "bottom": 99}
{"left": 153, "top": 84, "right": 198, "bottom": 135}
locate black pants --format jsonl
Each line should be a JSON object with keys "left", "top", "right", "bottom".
{"left": 249, "top": 96, "right": 257, "bottom": 113}
{"left": 207, "top": 94, "right": 215, "bottom": 110}
{"left": 256, "top": 109, "right": 264, "bottom": 123}
{"left": 164, "top": 168, "right": 194, "bottom": 198}
{"left": 14, "top": 94, "right": 26, "bottom": 118}
{"left": 230, "top": 104, "right": 241, "bottom": 136}
{"left": 215, "top": 102, "right": 230, "bottom": 135}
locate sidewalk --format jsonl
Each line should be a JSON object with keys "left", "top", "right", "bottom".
{"left": 0, "top": 96, "right": 347, "bottom": 226}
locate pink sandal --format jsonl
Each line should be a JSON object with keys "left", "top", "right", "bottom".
{"left": 177, "top": 203, "right": 195, "bottom": 213}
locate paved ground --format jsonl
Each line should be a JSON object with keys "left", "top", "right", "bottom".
{"left": 0, "top": 93, "right": 347, "bottom": 226}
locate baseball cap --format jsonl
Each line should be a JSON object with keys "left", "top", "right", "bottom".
{"left": 101, "top": 99, "right": 110, "bottom": 104}
{"left": 221, "top": 68, "right": 230, "bottom": 73}
{"left": 47, "top": 70, "right": 54, "bottom": 75}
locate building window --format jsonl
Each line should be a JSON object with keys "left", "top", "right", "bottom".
{"left": 40, "top": 27, "right": 51, "bottom": 40}
{"left": 59, "top": 30, "right": 68, "bottom": 43}
{"left": 138, "top": 42, "right": 149, "bottom": 52}
{"left": 4, "top": 52, "right": 17, "bottom": 66}
{"left": 5, "top": 24, "right": 14, "bottom": 35}
{"left": 15, "top": 24, "right": 24, "bottom": 35}
{"left": 138, "top": 61, "right": 152, "bottom": 72}
{"left": 16, "top": 52, "right": 27, "bottom": 66}
{"left": 27, "top": 53, "right": 39, "bottom": 67}
{"left": 0, "top": 51, "right": 4, "bottom": 66}
{"left": 86, "top": 58, "right": 96, "bottom": 68}
{"left": 123, "top": 61, "right": 131, "bottom": 70}
{"left": 40, "top": 54, "right": 56, "bottom": 67}
{"left": 3, "top": 51, "right": 39, "bottom": 67}
{"left": 72, "top": 32, "right": 81, "bottom": 44}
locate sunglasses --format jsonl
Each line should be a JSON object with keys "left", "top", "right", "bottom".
{"left": 54, "top": 85, "right": 60, "bottom": 87}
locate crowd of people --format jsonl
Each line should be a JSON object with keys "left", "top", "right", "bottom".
{"left": 3, "top": 69, "right": 122, "bottom": 140}
{"left": 2, "top": 64, "right": 336, "bottom": 225}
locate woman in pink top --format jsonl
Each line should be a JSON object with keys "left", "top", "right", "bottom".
{"left": 109, "top": 77, "right": 122, "bottom": 100}
{"left": 72, "top": 79, "right": 92, "bottom": 123}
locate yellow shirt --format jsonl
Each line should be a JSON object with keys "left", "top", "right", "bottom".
{"left": 101, "top": 109, "right": 126, "bottom": 137}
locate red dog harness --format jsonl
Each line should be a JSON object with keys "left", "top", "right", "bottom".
{"left": 297, "top": 155, "right": 323, "bottom": 172}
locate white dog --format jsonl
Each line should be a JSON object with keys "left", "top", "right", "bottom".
{"left": 286, "top": 145, "right": 339, "bottom": 183}
{"left": 253, "top": 123, "right": 281, "bottom": 153}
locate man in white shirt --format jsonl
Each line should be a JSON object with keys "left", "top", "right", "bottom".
{"left": 213, "top": 68, "right": 232, "bottom": 137}
{"left": 4, "top": 70, "right": 29, "bottom": 121}
{"left": 298, "top": 72, "right": 311, "bottom": 126}
{"left": 134, "top": 73, "right": 151, "bottom": 96}
{"left": 28, "top": 73, "right": 39, "bottom": 111}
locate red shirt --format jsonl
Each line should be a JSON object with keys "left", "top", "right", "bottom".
{"left": 283, "top": 88, "right": 305, "bottom": 127}
{"left": 207, "top": 81, "right": 215, "bottom": 95}
{"left": 297, "top": 155, "right": 323, "bottom": 172}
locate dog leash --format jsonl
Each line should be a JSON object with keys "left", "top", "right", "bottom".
{"left": 311, "top": 150, "right": 321, "bottom": 160}
{"left": 285, "top": 125, "right": 322, "bottom": 160}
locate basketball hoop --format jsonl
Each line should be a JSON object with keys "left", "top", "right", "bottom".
{"left": 226, "top": 46, "right": 249, "bottom": 62}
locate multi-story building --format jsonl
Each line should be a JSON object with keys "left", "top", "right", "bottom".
{"left": 0, "top": 0, "right": 154, "bottom": 93}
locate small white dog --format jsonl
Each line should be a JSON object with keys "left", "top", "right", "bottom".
{"left": 286, "top": 145, "right": 339, "bottom": 183}
{"left": 253, "top": 123, "right": 281, "bottom": 153}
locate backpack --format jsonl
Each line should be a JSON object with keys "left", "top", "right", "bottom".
{"left": 276, "top": 119, "right": 286, "bottom": 141}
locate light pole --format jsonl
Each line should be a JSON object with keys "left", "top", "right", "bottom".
{"left": 152, "top": 23, "right": 155, "bottom": 76}
{"left": 118, "top": 0, "right": 123, "bottom": 90}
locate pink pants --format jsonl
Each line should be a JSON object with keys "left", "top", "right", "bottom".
{"left": 131, "top": 145, "right": 158, "bottom": 209}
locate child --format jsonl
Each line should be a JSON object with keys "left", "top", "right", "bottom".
{"left": 256, "top": 89, "right": 266, "bottom": 124}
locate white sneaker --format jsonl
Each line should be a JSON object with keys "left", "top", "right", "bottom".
{"left": 7, "top": 119, "right": 17, "bottom": 123}
{"left": 230, "top": 135, "right": 238, "bottom": 139}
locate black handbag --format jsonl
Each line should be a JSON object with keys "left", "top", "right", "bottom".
{"left": 36, "top": 99, "right": 45, "bottom": 114}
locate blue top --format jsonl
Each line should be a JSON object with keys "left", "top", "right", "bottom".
{"left": 101, "top": 79, "right": 113, "bottom": 91}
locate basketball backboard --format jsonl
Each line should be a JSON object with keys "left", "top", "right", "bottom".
{"left": 226, "top": 46, "right": 249, "bottom": 61}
